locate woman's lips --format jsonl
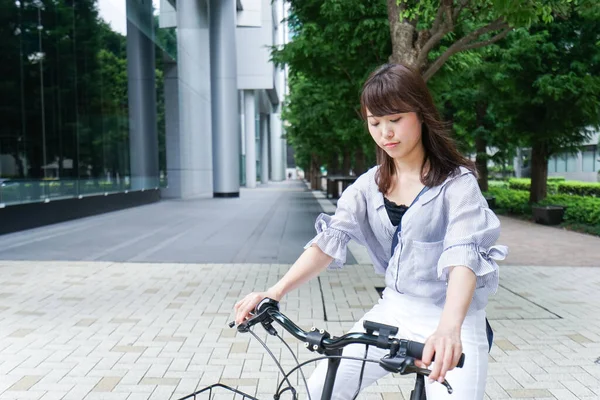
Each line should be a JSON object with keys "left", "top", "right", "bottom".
{"left": 384, "top": 142, "right": 399, "bottom": 148}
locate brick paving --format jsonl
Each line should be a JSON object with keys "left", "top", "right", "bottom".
{"left": 0, "top": 261, "right": 598, "bottom": 400}
{"left": 0, "top": 184, "right": 599, "bottom": 399}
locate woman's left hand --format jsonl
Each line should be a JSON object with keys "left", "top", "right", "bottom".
{"left": 418, "top": 325, "right": 463, "bottom": 383}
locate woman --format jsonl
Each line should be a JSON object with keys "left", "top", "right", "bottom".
{"left": 234, "top": 63, "right": 507, "bottom": 399}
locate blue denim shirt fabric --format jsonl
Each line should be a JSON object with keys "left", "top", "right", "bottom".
{"left": 305, "top": 166, "right": 508, "bottom": 312}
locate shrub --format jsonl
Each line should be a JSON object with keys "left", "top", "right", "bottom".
{"left": 489, "top": 180, "right": 509, "bottom": 189}
{"left": 507, "top": 178, "right": 531, "bottom": 191}
{"left": 487, "top": 187, "right": 531, "bottom": 215}
{"left": 557, "top": 181, "right": 600, "bottom": 197}
{"left": 508, "top": 177, "right": 564, "bottom": 194}
{"left": 488, "top": 187, "right": 600, "bottom": 227}
{"left": 541, "top": 194, "right": 600, "bottom": 226}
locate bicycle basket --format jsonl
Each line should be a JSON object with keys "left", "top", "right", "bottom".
{"left": 177, "top": 383, "right": 259, "bottom": 400}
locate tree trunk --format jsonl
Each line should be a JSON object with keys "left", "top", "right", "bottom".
{"left": 475, "top": 136, "right": 489, "bottom": 193}
{"left": 310, "top": 154, "right": 320, "bottom": 190}
{"left": 475, "top": 103, "right": 488, "bottom": 192}
{"left": 342, "top": 148, "right": 351, "bottom": 176}
{"left": 355, "top": 146, "right": 366, "bottom": 176}
{"left": 386, "top": 0, "right": 419, "bottom": 69}
{"left": 529, "top": 142, "right": 549, "bottom": 203}
{"left": 328, "top": 153, "right": 340, "bottom": 176}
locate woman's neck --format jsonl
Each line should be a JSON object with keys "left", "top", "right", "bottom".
{"left": 393, "top": 147, "right": 426, "bottom": 178}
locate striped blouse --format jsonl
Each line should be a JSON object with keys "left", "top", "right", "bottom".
{"left": 305, "top": 166, "right": 508, "bottom": 312}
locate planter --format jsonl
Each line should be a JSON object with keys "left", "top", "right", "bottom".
{"left": 532, "top": 205, "right": 566, "bottom": 226}
{"left": 485, "top": 196, "right": 496, "bottom": 210}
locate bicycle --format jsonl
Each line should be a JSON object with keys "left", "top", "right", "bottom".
{"left": 178, "top": 298, "right": 465, "bottom": 400}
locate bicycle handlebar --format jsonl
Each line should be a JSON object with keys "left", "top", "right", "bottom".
{"left": 234, "top": 298, "right": 465, "bottom": 368}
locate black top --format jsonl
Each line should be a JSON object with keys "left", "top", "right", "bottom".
{"left": 384, "top": 197, "right": 409, "bottom": 227}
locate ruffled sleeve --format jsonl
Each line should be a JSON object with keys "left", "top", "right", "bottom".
{"left": 304, "top": 184, "right": 368, "bottom": 269}
{"left": 436, "top": 173, "right": 508, "bottom": 294}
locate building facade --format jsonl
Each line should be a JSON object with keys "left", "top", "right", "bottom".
{"left": 546, "top": 132, "right": 599, "bottom": 182}
{"left": 0, "top": 0, "right": 288, "bottom": 233}
{"left": 513, "top": 132, "right": 600, "bottom": 182}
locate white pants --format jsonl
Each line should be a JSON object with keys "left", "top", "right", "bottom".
{"left": 307, "top": 288, "right": 489, "bottom": 399}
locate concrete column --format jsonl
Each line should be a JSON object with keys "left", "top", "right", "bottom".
{"left": 244, "top": 90, "right": 256, "bottom": 188}
{"left": 126, "top": 0, "right": 158, "bottom": 190}
{"left": 162, "top": 60, "right": 179, "bottom": 197}
{"left": 210, "top": 0, "right": 240, "bottom": 197}
{"left": 270, "top": 111, "right": 284, "bottom": 181}
{"left": 514, "top": 148, "right": 523, "bottom": 178}
{"left": 163, "top": 0, "right": 212, "bottom": 199}
{"left": 261, "top": 115, "right": 269, "bottom": 184}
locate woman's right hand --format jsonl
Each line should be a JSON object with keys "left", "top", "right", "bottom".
{"left": 233, "top": 288, "right": 282, "bottom": 325}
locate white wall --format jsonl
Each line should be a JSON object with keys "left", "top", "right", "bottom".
{"left": 236, "top": 0, "right": 274, "bottom": 90}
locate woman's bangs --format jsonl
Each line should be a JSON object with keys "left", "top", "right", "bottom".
{"left": 361, "top": 76, "right": 413, "bottom": 118}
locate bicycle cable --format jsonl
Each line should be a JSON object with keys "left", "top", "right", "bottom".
{"left": 248, "top": 328, "right": 297, "bottom": 398}
{"left": 351, "top": 344, "right": 369, "bottom": 400}
{"left": 275, "top": 331, "right": 312, "bottom": 400}
{"left": 275, "top": 355, "right": 381, "bottom": 396}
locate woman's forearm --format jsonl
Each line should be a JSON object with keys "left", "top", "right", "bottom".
{"left": 269, "top": 245, "right": 333, "bottom": 299}
{"left": 438, "top": 266, "right": 476, "bottom": 330}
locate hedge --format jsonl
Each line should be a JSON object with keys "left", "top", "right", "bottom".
{"left": 487, "top": 187, "right": 600, "bottom": 227}
{"left": 557, "top": 181, "right": 600, "bottom": 197}
{"left": 507, "top": 178, "right": 600, "bottom": 197}
{"left": 487, "top": 187, "right": 532, "bottom": 216}
{"left": 541, "top": 194, "right": 600, "bottom": 226}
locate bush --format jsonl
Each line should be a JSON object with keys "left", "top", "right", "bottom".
{"left": 548, "top": 176, "right": 565, "bottom": 182}
{"left": 557, "top": 181, "right": 600, "bottom": 197}
{"left": 488, "top": 187, "right": 600, "bottom": 227}
{"left": 489, "top": 180, "right": 509, "bottom": 188}
{"left": 487, "top": 187, "right": 531, "bottom": 215}
{"left": 541, "top": 194, "right": 600, "bottom": 226}
{"left": 507, "top": 178, "right": 531, "bottom": 191}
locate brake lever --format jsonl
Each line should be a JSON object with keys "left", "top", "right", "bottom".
{"left": 403, "top": 365, "right": 453, "bottom": 394}
{"left": 380, "top": 355, "right": 453, "bottom": 394}
{"left": 228, "top": 310, "right": 278, "bottom": 336}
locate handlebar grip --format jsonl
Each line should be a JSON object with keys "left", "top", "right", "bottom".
{"left": 406, "top": 341, "right": 465, "bottom": 368}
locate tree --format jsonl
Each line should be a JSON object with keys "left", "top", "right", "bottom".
{"left": 273, "top": 0, "right": 390, "bottom": 183}
{"left": 484, "top": 5, "right": 600, "bottom": 202}
{"left": 386, "top": 0, "right": 572, "bottom": 81}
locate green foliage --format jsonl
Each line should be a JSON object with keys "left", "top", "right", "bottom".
{"left": 548, "top": 176, "right": 565, "bottom": 182}
{"left": 507, "top": 178, "right": 600, "bottom": 197}
{"left": 541, "top": 194, "right": 600, "bottom": 226}
{"left": 434, "top": 2, "right": 600, "bottom": 202}
{"left": 489, "top": 180, "right": 509, "bottom": 188}
{"left": 274, "top": 0, "right": 390, "bottom": 172}
{"left": 488, "top": 187, "right": 600, "bottom": 228}
{"left": 487, "top": 187, "right": 532, "bottom": 215}
{"left": 557, "top": 181, "right": 600, "bottom": 197}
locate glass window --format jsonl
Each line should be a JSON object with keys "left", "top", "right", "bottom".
{"left": 548, "top": 157, "right": 557, "bottom": 173}
{"left": 566, "top": 153, "right": 579, "bottom": 172}
{"left": 556, "top": 154, "right": 567, "bottom": 172}
{"left": 0, "top": 1, "right": 175, "bottom": 205}
{"left": 582, "top": 148, "right": 596, "bottom": 172}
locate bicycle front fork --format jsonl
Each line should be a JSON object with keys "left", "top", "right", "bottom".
{"left": 410, "top": 374, "right": 426, "bottom": 400}
{"left": 320, "top": 349, "right": 343, "bottom": 400}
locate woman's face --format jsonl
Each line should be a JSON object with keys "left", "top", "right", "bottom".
{"left": 365, "top": 109, "right": 423, "bottom": 160}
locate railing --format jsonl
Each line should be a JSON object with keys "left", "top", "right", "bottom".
{"left": 0, "top": 176, "right": 166, "bottom": 207}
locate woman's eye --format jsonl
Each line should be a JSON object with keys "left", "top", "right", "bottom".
{"left": 390, "top": 118, "right": 400, "bottom": 123}
{"left": 370, "top": 122, "right": 379, "bottom": 127}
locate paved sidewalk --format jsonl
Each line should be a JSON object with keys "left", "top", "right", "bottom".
{"left": 0, "top": 184, "right": 599, "bottom": 399}
{"left": 497, "top": 217, "right": 600, "bottom": 267}
{"left": 0, "top": 181, "right": 355, "bottom": 265}
{"left": 0, "top": 261, "right": 598, "bottom": 400}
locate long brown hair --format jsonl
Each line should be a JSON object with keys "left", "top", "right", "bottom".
{"left": 359, "top": 63, "right": 476, "bottom": 194}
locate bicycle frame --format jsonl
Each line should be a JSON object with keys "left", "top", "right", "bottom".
{"left": 179, "top": 299, "right": 461, "bottom": 400}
